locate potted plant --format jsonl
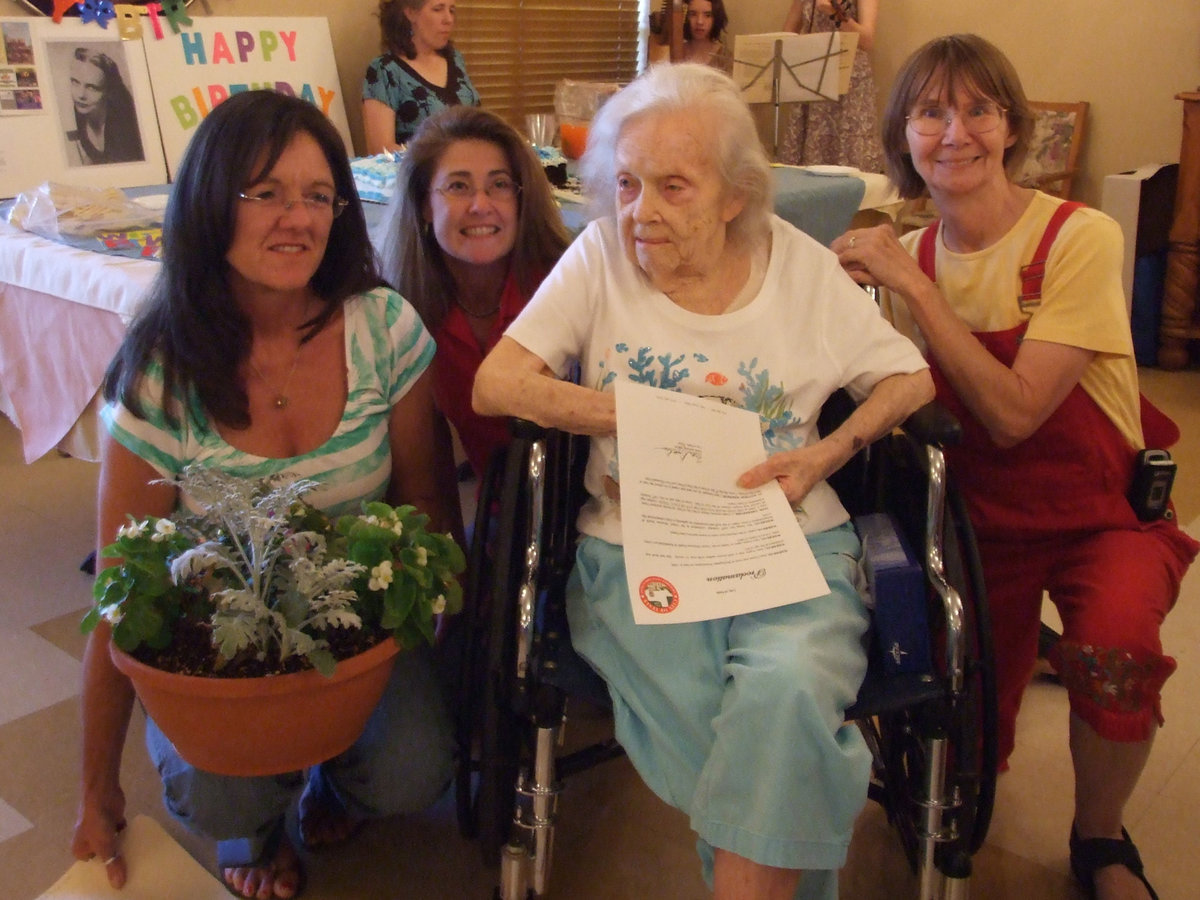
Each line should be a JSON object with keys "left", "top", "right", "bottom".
{"left": 83, "top": 466, "right": 466, "bottom": 775}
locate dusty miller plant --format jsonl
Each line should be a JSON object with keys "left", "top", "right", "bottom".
{"left": 83, "top": 466, "right": 465, "bottom": 677}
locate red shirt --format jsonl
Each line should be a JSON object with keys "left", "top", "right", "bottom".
{"left": 431, "top": 269, "right": 535, "bottom": 480}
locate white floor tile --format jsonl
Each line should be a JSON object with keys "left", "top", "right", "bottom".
{"left": 0, "top": 797, "right": 33, "bottom": 844}
{"left": 0, "top": 627, "right": 81, "bottom": 727}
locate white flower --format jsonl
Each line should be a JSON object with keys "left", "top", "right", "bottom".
{"left": 414, "top": 546, "right": 428, "bottom": 567}
{"left": 431, "top": 594, "right": 446, "bottom": 615}
{"left": 391, "top": 519, "right": 403, "bottom": 536}
{"left": 151, "top": 518, "right": 177, "bottom": 542}
{"left": 368, "top": 559, "right": 394, "bottom": 592}
{"left": 118, "top": 520, "right": 148, "bottom": 539}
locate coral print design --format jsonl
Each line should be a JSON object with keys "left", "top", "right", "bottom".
{"left": 596, "top": 341, "right": 803, "bottom": 485}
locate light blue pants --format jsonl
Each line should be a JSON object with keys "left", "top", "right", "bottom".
{"left": 567, "top": 524, "right": 871, "bottom": 900}
{"left": 145, "top": 645, "right": 454, "bottom": 863}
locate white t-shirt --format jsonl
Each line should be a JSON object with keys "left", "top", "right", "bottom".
{"left": 506, "top": 215, "right": 928, "bottom": 542}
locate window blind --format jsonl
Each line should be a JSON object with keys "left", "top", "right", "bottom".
{"left": 453, "top": 0, "right": 643, "bottom": 128}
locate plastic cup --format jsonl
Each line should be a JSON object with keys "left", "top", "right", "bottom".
{"left": 525, "top": 113, "right": 558, "bottom": 148}
{"left": 560, "top": 120, "right": 590, "bottom": 160}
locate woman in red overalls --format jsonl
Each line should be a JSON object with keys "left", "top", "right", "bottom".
{"left": 833, "top": 33, "right": 1197, "bottom": 900}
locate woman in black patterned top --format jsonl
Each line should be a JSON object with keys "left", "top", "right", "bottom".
{"left": 362, "top": 0, "right": 480, "bottom": 154}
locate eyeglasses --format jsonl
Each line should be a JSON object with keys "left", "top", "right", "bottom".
{"left": 905, "top": 101, "right": 1007, "bottom": 137}
{"left": 433, "top": 176, "right": 522, "bottom": 202}
{"left": 237, "top": 189, "right": 350, "bottom": 218}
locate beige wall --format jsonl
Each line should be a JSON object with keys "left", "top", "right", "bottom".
{"left": 729, "top": 0, "right": 1200, "bottom": 207}
{"left": 5, "top": 1, "right": 1198, "bottom": 203}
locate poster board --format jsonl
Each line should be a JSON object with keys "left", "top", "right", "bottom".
{"left": 0, "top": 17, "right": 167, "bottom": 198}
{"left": 141, "top": 17, "right": 351, "bottom": 179}
{"left": 732, "top": 31, "right": 847, "bottom": 106}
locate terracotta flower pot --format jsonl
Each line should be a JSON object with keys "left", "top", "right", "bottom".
{"left": 110, "top": 637, "right": 402, "bottom": 776}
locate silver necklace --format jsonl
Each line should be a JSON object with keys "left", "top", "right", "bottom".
{"left": 248, "top": 349, "right": 302, "bottom": 410}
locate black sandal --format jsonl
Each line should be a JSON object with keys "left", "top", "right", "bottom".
{"left": 1069, "top": 825, "right": 1159, "bottom": 900}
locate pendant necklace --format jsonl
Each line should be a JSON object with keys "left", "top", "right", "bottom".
{"left": 248, "top": 302, "right": 311, "bottom": 410}
{"left": 248, "top": 350, "right": 302, "bottom": 410}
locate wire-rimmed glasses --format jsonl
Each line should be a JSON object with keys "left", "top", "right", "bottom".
{"left": 433, "top": 175, "right": 522, "bottom": 202}
{"left": 237, "top": 189, "right": 350, "bottom": 218}
{"left": 905, "top": 102, "right": 1007, "bottom": 137}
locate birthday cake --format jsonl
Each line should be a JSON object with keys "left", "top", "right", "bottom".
{"left": 350, "top": 152, "right": 401, "bottom": 205}
{"left": 351, "top": 145, "right": 570, "bottom": 204}
{"left": 534, "top": 144, "right": 568, "bottom": 188}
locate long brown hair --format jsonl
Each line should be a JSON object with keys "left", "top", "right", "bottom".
{"left": 379, "top": 105, "right": 570, "bottom": 331}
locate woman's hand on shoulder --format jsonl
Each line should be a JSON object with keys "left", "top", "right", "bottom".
{"left": 832, "top": 223, "right": 928, "bottom": 297}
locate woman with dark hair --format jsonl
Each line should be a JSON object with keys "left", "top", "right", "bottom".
{"left": 380, "top": 105, "right": 569, "bottom": 483}
{"left": 72, "top": 90, "right": 457, "bottom": 900}
{"left": 681, "top": 0, "right": 732, "bottom": 73}
{"left": 362, "top": 0, "right": 479, "bottom": 154}
{"left": 836, "top": 34, "right": 1197, "bottom": 900}
{"left": 66, "top": 46, "right": 144, "bottom": 165}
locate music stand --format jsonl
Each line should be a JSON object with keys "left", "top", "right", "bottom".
{"left": 732, "top": 31, "right": 854, "bottom": 159}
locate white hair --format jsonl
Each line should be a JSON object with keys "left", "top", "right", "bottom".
{"left": 578, "top": 62, "right": 773, "bottom": 247}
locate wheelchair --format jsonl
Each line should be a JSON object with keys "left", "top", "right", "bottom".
{"left": 453, "top": 394, "right": 998, "bottom": 900}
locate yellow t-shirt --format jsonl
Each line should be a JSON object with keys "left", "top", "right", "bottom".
{"left": 881, "top": 192, "right": 1143, "bottom": 449}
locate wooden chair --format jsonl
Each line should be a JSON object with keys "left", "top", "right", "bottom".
{"left": 1017, "top": 100, "right": 1089, "bottom": 199}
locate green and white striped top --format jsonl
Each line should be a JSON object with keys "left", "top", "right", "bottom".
{"left": 102, "top": 287, "right": 435, "bottom": 518}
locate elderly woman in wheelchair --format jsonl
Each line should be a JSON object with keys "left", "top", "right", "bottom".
{"left": 473, "top": 62, "right": 933, "bottom": 899}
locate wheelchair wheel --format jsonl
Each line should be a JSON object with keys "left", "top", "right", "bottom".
{"left": 870, "top": 471, "right": 997, "bottom": 876}
{"left": 455, "top": 448, "right": 526, "bottom": 865}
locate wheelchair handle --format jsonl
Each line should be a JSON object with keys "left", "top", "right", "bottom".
{"left": 901, "top": 401, "right": 962, "bottom": 448}
{"left": 510, "top": 418, "right": 550, "bottom": 441}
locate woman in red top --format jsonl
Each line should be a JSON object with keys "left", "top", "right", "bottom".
{"left": 381, "top": 106, "right": 569, "bottom": 492}
{"left": 835, "top": 33, "right": 1196, "bottom": 900}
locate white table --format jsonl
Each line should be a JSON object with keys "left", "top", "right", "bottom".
{"left": 0, "top": 217, "right": 159, "bottom": 462}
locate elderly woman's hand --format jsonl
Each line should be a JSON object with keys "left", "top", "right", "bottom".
{"left": 831, "top": 223, "right": 928, "bottom": 298}
{"left": 736, "top": 442, "right": 839, "bottom": 509}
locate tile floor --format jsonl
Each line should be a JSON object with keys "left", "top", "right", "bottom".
{"left": 2, "top": 366, "right": 1198, "bottom": 899}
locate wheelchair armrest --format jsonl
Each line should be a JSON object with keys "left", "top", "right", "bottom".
{"left": 509, "top": 417, "right": 550, "bottom": 441}
{"left": 900, "top": 401, "right": 962, "bottom": 448}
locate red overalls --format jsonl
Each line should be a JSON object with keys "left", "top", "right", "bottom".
{"left": 917, "top": 204, "right": 1198, "bottom": 765}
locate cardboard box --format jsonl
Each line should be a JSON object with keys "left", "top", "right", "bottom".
{"left": 856, "top": 512, "right": 931, "bottom": 676}
{"left": 1101, "top": 164, "right": 1179, "bottom": 318}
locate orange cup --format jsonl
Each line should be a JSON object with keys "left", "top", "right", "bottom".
{"left": 560, "top": 120, "right": 590, "bottom": 160}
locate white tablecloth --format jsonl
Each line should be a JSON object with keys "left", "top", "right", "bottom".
{"left": 0, "top": 219, "right": 159, "bottom": 461}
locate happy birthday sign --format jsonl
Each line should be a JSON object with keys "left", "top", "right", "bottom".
{"left": 140, "top": 17, "right": 351, "bottom": 178}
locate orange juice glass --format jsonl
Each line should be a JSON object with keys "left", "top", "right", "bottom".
{"left": 560, "top": 120, "right": 590, "bottom": 160}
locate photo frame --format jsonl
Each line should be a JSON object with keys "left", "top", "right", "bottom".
{"left": 0, "top": 17, "right": 167, "bottom": 198}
